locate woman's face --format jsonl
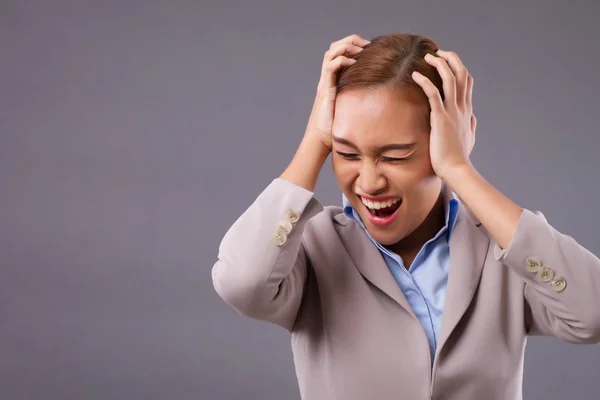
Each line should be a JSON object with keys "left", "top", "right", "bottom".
{"left": 331, "top": 86, "right": 443, "bottom": 246}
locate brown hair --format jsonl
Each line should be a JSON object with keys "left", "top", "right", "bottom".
{"left": 336, "top": 33, "right": 444, "bottom": 132}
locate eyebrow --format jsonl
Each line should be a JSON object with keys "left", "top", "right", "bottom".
{"left": 332, "top": 135, "right": 417, "bottom": 152}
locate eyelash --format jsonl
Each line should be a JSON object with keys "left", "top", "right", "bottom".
{"left": 335, "top": 151, "right": 409, "bottom": 162}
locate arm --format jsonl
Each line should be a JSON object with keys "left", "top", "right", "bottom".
{"left": 495, "top": 208, "right": 600, "bottom": 343}
{"left": 213, "top": 34, "right": 369, "bottom": 331}
{"left": 444, "top": 165, "right": 600, "bottom": 343}
{"left": 212, "top": 135, "right": 330, "bottom": 331}
{"left": 411, "top": 47, "right": 600, "bottom": 343}
{"left": 212, "top": 178, "right": 323, "bottom": 331}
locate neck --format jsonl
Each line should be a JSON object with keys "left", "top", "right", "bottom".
{"left": 386, "top": 189, "right": 446, "bottom": 259}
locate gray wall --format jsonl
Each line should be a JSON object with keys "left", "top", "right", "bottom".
{"left": 1, "top": 0, "right": 599, "bottom": 399}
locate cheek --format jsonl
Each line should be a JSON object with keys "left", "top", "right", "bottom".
{"left": 380, "top": 163, "right": 434, "bottom": 189}
{"left": 381, "top": 165, "right": 414, "bottom": 182}
{"left": 332, "top": 159, "right": 358, "bottom": 187}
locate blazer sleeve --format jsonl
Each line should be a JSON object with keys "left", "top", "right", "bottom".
{"left": 493, "top": 208, "right": 600, "bottom": 343}
{"left": 211, "top": 178, "right": 323, "bottom": 332}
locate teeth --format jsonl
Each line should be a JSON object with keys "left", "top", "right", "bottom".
{"left": 360, "top": 196, "right": 401, "bottom": 211}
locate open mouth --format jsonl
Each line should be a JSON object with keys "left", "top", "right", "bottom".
{"left": 359, "top": 196, "right": 403, "bottom": 220}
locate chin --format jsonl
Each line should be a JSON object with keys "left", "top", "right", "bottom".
{"left": 368, "top": 228, "right": 406, "bottom": 246}
{"left": 353, "top": 202, "right": 409, "bottom": 245}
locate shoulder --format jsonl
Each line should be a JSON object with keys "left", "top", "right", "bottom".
{"left": 307, "top": 205, "right": 353, "bottom": 227}
{"left": 301, "top": 205, "right": 356, "bottom": 246}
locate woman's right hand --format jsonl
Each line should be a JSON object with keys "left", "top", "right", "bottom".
{"left": 280, "top": 34, "right": 370, "bottom": 192}
{"left": 305, "top": 34, "right": 371, "bottom": 151}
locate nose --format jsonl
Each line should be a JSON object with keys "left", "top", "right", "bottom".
{"left": 357, "top": 161, "right": 387, "bottom": 196}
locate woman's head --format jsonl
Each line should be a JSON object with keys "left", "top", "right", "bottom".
{"left": 331, "top": 33, "right": 446, "bottom": 247}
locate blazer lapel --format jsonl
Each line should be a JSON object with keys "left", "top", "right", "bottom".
{"left": 333, "top": 184, "right": 491, "bottom": 349}
{"left": 435, "top": 201, "right": 490, "bottom": 358}
{"left": 335, "top": 216, "right": 416, "bottom": 318}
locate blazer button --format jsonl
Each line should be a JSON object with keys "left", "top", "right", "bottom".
{"left": 278, "top": 220, "right": 293, "bottom": 234}
{"left": 285, "top": 209, "right": 300, "bottom": 224}
{"left": 525, "top": 257, "right": 542, "bottom": 273}
{"left": 538, "top": 266, "right": 555, "bottom": 283}
{"left": 272, "top": 226, "right": 288, "bottom": 247}
{"left": 551, "top": 276, "right": 567, "bottom": 292}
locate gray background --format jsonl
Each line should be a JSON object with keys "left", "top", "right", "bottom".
{"left": 1, "top": 0, "right": 599, "bottom": 399}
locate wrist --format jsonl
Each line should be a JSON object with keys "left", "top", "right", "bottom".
{"left": 279, "top": 133, "right": 331, "bottom": 193}
{"left": 302, "top": 131, "right": 331, "bottom": 157}
{"left": 300, "top": 134, "right": 331, "bottom": 174}
{"left": 439, "top": 163, "right": 477, "bottom": 192}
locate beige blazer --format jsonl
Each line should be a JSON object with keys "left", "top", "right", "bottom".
{"left": 212, "top": 178, "right": 600, "bottom": 400}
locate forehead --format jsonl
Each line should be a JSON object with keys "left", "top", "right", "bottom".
{"left": 332, "top": 86, "right": 425, "bottom": 147}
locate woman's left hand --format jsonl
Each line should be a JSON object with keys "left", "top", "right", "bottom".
{"left": 411, "top": 49, "right": 477, "bottom": 179}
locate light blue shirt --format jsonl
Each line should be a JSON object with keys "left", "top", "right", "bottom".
{"left": 342, "top": 184, "right": 460, "bottom": 362}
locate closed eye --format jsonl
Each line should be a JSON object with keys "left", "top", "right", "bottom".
{"left": 381, "top": 156, "right": 410, "bottom": 162}
{"left": 335, "top": 151, "right": 359, "bottom": 160}
{"left": 336, "top": 152, "right": 410, "bottom": 162}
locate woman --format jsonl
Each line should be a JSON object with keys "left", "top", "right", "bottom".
{"left": 211, "top": 33, "right": 600, "bottom": 399}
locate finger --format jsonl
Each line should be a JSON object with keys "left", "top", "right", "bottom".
{"left": 329, "top": 55, "right": 357, "bottom": 71}
{"left": 465, "top": 72, "right": 473, "bottom": 114}
{"left": 424, "top": 53, "right": 456, "bottom": 109}
{"left": 321, "top": 56, "right": 357, "bottom": 88}
{"left": 435, "top": 50, "right": 469, "bottom": 109}
{"left": 333, "top": 33, "right": 371, "bottom": 48}
{"left": 324, "top": 42, "right": 366, "bottom": 63}
{"left": 327, "top": 35, "right": 370, "bottom": 60}
{"left": 469, "top": 114, "right": 477, "bottom": 154}
{"left": 411, "top": 71, "right": 445, "bottom": 115}
{"left": 320, "top": 45, "right": 359, "bottom": 87}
